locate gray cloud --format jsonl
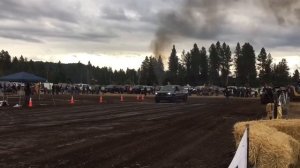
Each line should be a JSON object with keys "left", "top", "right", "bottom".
{"left": 151, "top": 0, "right": 300, "bottom": 58}
{"left": 151, "top": 0, "right": 235, "bottom": 58}
{"left": 101, "top": 7, "right": 130, "bottom": 21}
{"left": 0, "top": 32, "right": 42, "bottom": 43}
{"left": 0, "top": 29, "right": 117, "bottom": 43}
{"left": 0, "top": 0, "right": 78, "bottom": 23}
{"left": 0, "top": 21, "right": 117, "bottom": 43}
{"left": 0, "top": 0, "right": 119, "bottom": 43}
{"left": 0, "top": 0, "right": 299, "bottom": 70}
{"left": 0, "top": 0, "right": 163, "bottom": 44}
{"left": 259, "top": 0, "right": 300, "bottom": 25}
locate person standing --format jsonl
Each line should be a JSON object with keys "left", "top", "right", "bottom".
{"left": 224, "top": 87, "right": 230, "bottom": 99}
{"left": 24, "top": 83, "right": 31, "bottom": 107}
{"left": 52, "top": 84, "right": 55, "bottom": 95}
{"left": 144, "top": 87, "right": 147, "bottom": 96}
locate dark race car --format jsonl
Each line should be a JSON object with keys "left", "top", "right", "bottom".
{"left": 154, "top": 85, "right": 188, "bottom": 103}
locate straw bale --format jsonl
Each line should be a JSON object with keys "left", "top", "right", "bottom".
{"left": 261, "top": 119, "right": 300, "bottom": 142}
{"left": 234, "top": 121, "right": 300, "bottom": 168}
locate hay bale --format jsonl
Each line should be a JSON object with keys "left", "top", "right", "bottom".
{"left": 234, "top": 121, "right": 300, "bottom": 168}
{"left": 261, "top": 119, "right": 300, "bottom": 142}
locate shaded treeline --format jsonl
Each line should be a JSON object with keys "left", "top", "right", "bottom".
{"left": 0, "top": 41, "right": 299, "bottom": 86}
{"left": 0, "top": 51, "right": 138, "bottom": 85}
{"left": 142, "top": 42, "right": 298, "bottom": 87}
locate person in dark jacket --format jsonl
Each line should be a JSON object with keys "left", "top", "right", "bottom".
{"left": 24, "top": 83, "right": 31, "bottom": 107}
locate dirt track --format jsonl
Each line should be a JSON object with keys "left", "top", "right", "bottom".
{"left": 0, "top": 95, "right": 270, "bottom": 168}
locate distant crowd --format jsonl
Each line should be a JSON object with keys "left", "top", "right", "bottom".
{"left": 0, "top": 83, "right": 22, "bottom": 94}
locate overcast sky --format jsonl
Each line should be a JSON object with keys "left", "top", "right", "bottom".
{"left": 1, "top": 0, "right": 300, "bottom": 73}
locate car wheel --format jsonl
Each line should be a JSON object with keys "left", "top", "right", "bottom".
{"left": 155, "top": 98, "right": 160, "bottom": 103}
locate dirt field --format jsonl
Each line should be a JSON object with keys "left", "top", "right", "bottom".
{"left": 0, "top": 94, "right": 298, "bottom": 168}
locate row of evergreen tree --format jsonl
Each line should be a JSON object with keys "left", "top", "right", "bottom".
{"left": 140, "top": 42, "right": 299, "bottom": 87}
{"left": 0, "top": 41, "right": 299, "bottom": 87}
{"left": 0, "top": 50, "right": 139, "bottom": 85}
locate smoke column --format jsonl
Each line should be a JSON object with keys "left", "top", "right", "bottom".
{"left": 151, "top": 0, "right": 300, "bottom": 59}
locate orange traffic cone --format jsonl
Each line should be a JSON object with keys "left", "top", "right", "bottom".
{"left": 70, "top": 96, "right": 74, "bottom": 104}
{"left": 99, "top": 95, "right": 103, "bottom": 103}
{"left": 28, "top": 97, "right": 33, "bottom": 107}
{"left": 136, "top": 95, "right": 140, "bottom": 101}
{"left": 120, "top": 95, "right": 124, "bottom": 102}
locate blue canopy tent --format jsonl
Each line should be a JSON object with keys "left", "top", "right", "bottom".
{"left": 0, "top": 72, "right": 46, "bottom": 83}
{"left": 0, "top": 72, "right": 51, "bottom": 107}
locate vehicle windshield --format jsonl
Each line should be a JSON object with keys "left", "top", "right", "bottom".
{"left": 160, "top": 85, "right": 176, "bottom": 91}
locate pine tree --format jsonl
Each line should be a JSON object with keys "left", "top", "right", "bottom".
{"left": 0, "top": 50, "right": 11, "bottom": 75}
{"left": 125, "top": 68, "right": 138, "bottom": 85}
{"left": 140, "top": 56, "right": 150, "bottom": 85}
{"left": 209, "top": 44, "right": 220, "bottom": 85}
{"left": 11, "top": 56, "right": 19, "bottom": 73}
{"left": 148, "top": 57, "right": 158, "bottom": 85}
{"left": 239, "top": 43, "right": 257, "bottom": 86}
{"left": 215, "top": 41, "right": 222, "bottom": 73}
{"left": 167, "top": 45, "right": 179, "bottom": 84}
{"left": 220, "top": 43, "right": 232, "bottom": 86}
{"left": 234, "top": 43, "right": 242, "bottom": 85}
{"left": 257, "top": 48, "right": 268, "bottom": 84}
{"left": 183, "top": 51, "right": 192, "bottom": 85}
{"left": 292, "top": 69, "right": 300, "bottom": 83}
{"left": 216, "top": 41, "right": 222, "bottom": 64}
{"left": 54, "top": 61, "right": 66, "bottom": 83}
{"left": 265, "top": 53, "right": 273, "bottom": 85}
{"left": 178, "top": 62, "right": 186, "bottom": 85}
{"left": 199, "top": 47, "right": 208, "bottom": 85}
{"left": 155, "top": 55, "right": 165, "bottom": 85}
{"left": 273, "top": 59, "right": 290, "bottom": 86}
{"left": 190, "top": 43, "right": 201, "bottom": 85}
{"left": 177, "top": 50, "right": 187, "bottom": 85}
{"left": 86, "top": 61, "right": 93, "bottom": 84}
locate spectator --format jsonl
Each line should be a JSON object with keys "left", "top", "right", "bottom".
{"left": 24, "top": 83, "right": 31, "bottom": 107}
{"left": 52, "top": 84, "right": 55, "bottom": 95}
{"left": 3, "top": 83, "right": 6, "bottom": 92}
{"left": 144, "top": 87, "right": 147, "bottom": 96}
{"left": 55, "top": 85, "right": 59, "bottom": 95}
{"left": 224, "top": 87, "right": 230, "bottom": 98}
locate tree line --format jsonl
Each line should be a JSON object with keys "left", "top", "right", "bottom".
{"left": 140, "top": 42, "right": 299, "bottom": 87}
{"left": 0, "top": 41, "right": 299, "bottom": 87}
{"left": 0, "top": 50, "right": 138, "bottom": 85}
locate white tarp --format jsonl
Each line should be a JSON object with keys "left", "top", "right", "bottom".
{"left": 228, "top": 128, "right": 248, "bottom": 168}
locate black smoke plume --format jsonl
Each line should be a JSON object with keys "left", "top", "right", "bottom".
{"left": 151, "top": 0, "right": 300, "bottom": 59}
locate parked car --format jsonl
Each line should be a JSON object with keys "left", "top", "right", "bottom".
{"left": 131, "top": 85, "right": 143, "bottom": 94}
{"left": 251, "top": 88, "right": 259, "bottom": 97}
{"left": 142, "top": 85, "right": 154, "bottom": 94}
{"left": 183, "top": 85, "right": 193, "bottom": 95}
{"left": 154, "top": 85, "right": 188, "bottom": 103}
{"left": 103, "top": 85, "right": 117, "bottom": 93}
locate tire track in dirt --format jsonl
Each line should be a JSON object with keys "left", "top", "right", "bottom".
{"left": 0, "top": 103, "right": 194, "bottom": 135}
{"left": 24, "top": 104, "right": 220, "bottom": 168}
{"left": 0, "top": 103, "right": 179, "bottom": 125}
{"left": 0, "top": 103, "right": 212, "bottom": 167}
{"left": 0, "top": 97, "right": 263, "bottom": 168}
